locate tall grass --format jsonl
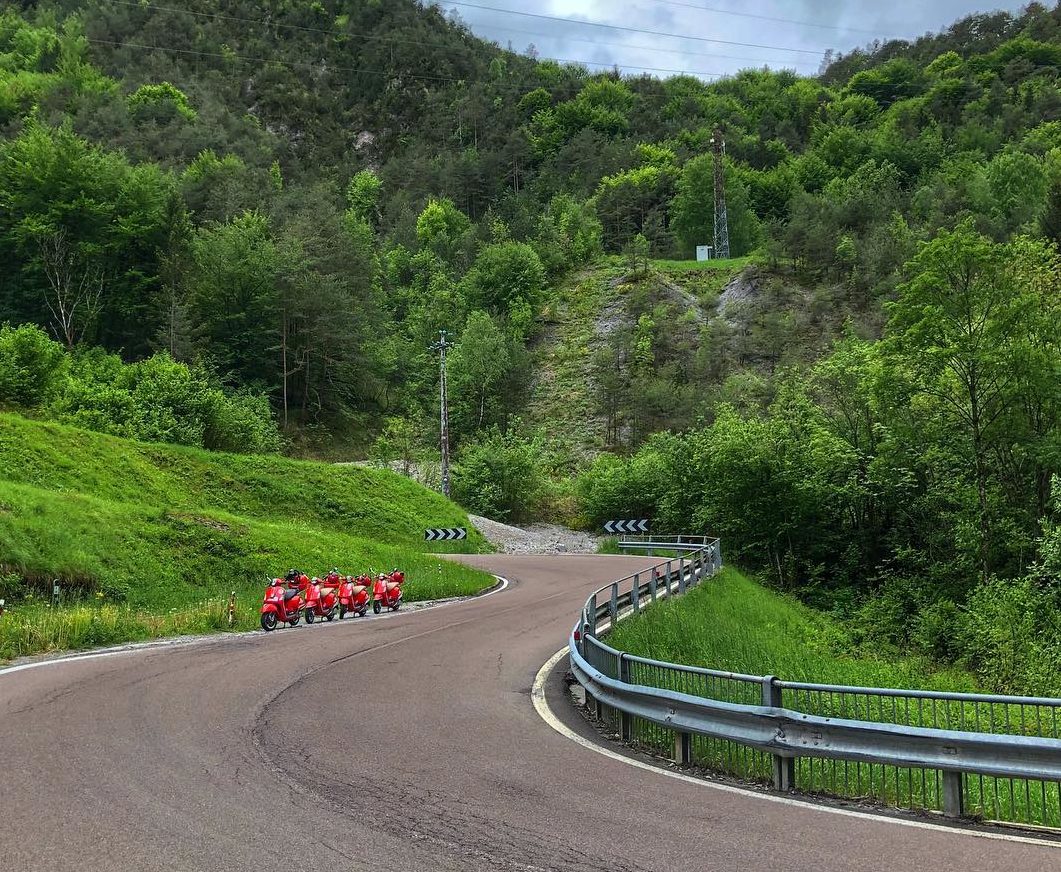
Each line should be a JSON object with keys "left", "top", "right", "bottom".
{"left": 608, "top": 567, "right": 978, "bottom": 691}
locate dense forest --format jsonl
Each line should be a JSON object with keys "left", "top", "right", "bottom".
{"left": 1, "top": 1, "right": 1060, "bottom": 691}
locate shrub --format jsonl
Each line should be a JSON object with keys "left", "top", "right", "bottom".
{"left": 0, "top": 323, "right": 67, "bottom": 407}
{"left": 576, "top": 449, "right": 667, "bottom": 530}
{"left": 48, "top": 349, "right": 281, "bottom": 453}
{"left": 452, "top": 429, "right": 547, "bottom": 523}
{"left": 958, "top": 577, "right": 1061, "bottom": 694}
{"left": 203, "top": 390, "right": 283, "bottom": 454}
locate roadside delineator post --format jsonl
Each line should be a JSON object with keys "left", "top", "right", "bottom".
{"left": 762, "top": 675, "right": 795, "bottom": 791}
{"left": 227, "top": 591, "right": 236, "bottom": 627}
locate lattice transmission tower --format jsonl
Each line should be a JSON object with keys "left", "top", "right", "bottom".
{"left": 711, "top": 127, "right": 730, "bottom": 260}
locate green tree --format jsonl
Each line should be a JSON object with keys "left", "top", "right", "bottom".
{"left": 191, "top": 212, "right": 282, "bottom": 390}
{"left": 346, "top": 169, "right": 382, "bottom": 226}
{"left": 449, "top": 311, "right": 510, "bottom": 433}
{"left": 463, "top": 242, "right": 546, "bottom": 339}
{"left": 416, "top": 197, "right": 472, "bottom": 265}
{"left": 887, "top": 225, "right": 1031, "bottom": 581}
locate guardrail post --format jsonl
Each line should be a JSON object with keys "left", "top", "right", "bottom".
{"left": 587, "top": 594, "right": 597, "bottom": 637}
{"left": 666, "top": 561, "right": 673, "bottom": 594}
{"left": 678, "top": 557, "right": 686, "bottom": 594}
{"left": 649, "top": 570, "right": 657, "bottom": 602}
{"left": 609, "top": 583, "right": 618, "bottom": 626}
{"left": 631, "top": 573, "right": 640, "bottom": 614}
{"left": 618, "top": 653, "right": 633, "bottom": 742}
{"left": 673, "top": 731, "right": 692, "bottom": 765}
{"left": 942, "top": 771, "right": 964, "bottom": 818}
{"left": 762, "top": 676, "right": 795, "bottom": 792}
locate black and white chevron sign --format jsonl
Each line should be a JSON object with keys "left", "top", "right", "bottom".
{"left": 425, "top": 527, "right": 468, "bottom": 542}
{"left": 603, "top": 519, "right": 650, "bottom": 535}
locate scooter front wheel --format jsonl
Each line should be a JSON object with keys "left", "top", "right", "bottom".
{"left": 339, "top": 605, "right": 347, "bottom": 619}
{"left": 326, "top": 608, "right": 336, "bottom": 622}
{"left": 288, "top": 613, "right": 301, "bottom": 627}
{"left": 305, "top": 610, "right": 315, "bottom": 624}
{"left": 373, "top": 601, "right": 381, "bottom": 614}
{"left": 261, "top": 612, "right": 278, "bottom": 632}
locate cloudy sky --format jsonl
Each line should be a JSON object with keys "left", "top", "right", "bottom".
{"left": 441, "top": 1, "right": 1030, "bottom": 79}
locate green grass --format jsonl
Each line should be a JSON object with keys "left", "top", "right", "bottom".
{"left": 0, "top": 413, "right": 486, "bottom": 551}
{"left": 650, "top": 254, "right": 756, "bottom": 273}
{"left": 608, "top": 567, "right": 977, "bottom": 692}
{"left": 0, "top": 413, "right": 494, "bottom": 660}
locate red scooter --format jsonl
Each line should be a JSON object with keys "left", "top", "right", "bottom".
{"left": 260, "top": 578, "right": 304, "bottom": 631}
{"left": 305, "top": 575, "right": 339, "bottom": 624}
{"left": 372, "top": 570, "right": 405, "bottom": 614}
{"left": 339, "top": 574, "right": 370, "bottom": 619}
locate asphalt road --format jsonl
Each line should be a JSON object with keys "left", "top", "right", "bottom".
{"left": 1, "top": 554, "right": 1058, "bottom": 871}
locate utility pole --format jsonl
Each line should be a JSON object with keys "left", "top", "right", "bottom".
{"left": 710, "top": 127, "right": 731, "bottom": 260}
{"left": 432, "top": 330, "right": 453, "bottom": 498}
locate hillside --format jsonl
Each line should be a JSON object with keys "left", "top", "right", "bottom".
{"left": 4, "top": 0, "right": 1060, "bottom": 464}
{"left": 0, "top": 412, "right": 491, "bottom": 658}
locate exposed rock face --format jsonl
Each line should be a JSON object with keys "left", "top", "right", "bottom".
{"left": 717, "top": 268, "right": 764, "bottom": 325}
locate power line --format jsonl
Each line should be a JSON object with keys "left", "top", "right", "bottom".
{"left": 469, "top": 19, "right": 820, "bottom": 70}
{"left": 641, "top": 0, "right": 898, "bottom": 38}
{"left": 445, "top": 1, "right": 830, "bottom": 55}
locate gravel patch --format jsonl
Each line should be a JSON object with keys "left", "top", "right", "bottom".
{"left": 470, "top": 515, "right": 601, "bottom": 554}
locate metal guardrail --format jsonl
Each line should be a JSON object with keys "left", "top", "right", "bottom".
{"left": 568, "top": 537, "right": 1061, "bottom": 829}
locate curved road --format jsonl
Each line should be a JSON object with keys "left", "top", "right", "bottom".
{"left": 1, "top": 555, "right": 1057, "bottom": 871}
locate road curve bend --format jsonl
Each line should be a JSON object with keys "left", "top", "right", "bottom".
{"left": 1, "top": 555, "right": 1058, "bottom": 871}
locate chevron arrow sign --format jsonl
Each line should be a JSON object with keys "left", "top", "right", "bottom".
{"left": 425, "top": 528, "right": 468, "bottom": 541}
{"left": 603, "top": 519, "right": 650, "bottom": 535}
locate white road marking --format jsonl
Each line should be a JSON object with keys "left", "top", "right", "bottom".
{"left": 531, "top": 646, "right": 1061, "bottom": 849}
{"left": 0, "top": 576, "right": 509, "bottom": 680}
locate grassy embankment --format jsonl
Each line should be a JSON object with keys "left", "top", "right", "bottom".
{"left": 608, "top": 567, "right": 976, "bottom": 690}
{"left": 0, "top": 413, "right": 493, "bottom": 660}
{"left": 604, "top": 569, "right": 1061, "bottom": 825}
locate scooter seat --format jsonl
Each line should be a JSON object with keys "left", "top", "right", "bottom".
{"left": 283, "top": 588, "right": 300, "bottom": 601}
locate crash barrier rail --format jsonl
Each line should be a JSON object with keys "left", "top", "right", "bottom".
{"left": 568, "top": 537, "right": 1061, "bottom": 829}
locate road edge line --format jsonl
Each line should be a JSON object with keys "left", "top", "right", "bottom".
{"left": 531, "top": 646, "right": 1060, "bottom": 850}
